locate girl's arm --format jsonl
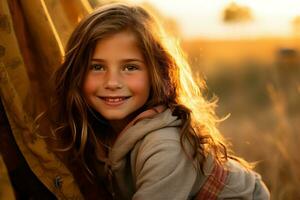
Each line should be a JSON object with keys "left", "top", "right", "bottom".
{"left": 218, "top": 159, "right": 270, "bottom": 200}
{"left": 131, "top": 127, "right": 200, "bottom": 200}
{"left": 131, "top": 128, "right": 270, "bottom": 200}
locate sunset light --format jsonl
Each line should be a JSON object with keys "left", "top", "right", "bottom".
{"left": 130, "top": 0, "right": 300, "bottom": 39}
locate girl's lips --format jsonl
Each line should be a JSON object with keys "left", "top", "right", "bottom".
{"left": 98, "top": 96, "right": 131, "bottom": 106}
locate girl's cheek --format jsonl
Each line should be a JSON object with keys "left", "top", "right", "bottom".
{"left": 130, "top": 75, "right": 150, "bottom": 92}
{"left": 83, "top": 76, "right": 98, "bottom": 94}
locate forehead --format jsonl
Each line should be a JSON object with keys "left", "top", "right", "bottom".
{"left": 92, "top": 30, "right": 143, "bottom": 60}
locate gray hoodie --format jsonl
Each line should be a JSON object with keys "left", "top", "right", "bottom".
{"left": 95, "top": 108, "right": 270, "bottom": 200}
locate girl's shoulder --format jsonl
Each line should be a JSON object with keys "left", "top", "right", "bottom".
{"left": 132, "top": 125, "right": 182, "bottom": 161}
{"left": 126, "top": 108, "right": 182, "bottom": 149}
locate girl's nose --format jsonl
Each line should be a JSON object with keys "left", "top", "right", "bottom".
{"left": 104, "top": 71, "right": 123, "bottom": 90}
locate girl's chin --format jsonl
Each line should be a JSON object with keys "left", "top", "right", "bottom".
{"left": 100, "top": 112, "right": 132, "bottom": 122}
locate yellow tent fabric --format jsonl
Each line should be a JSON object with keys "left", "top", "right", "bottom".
{"left": 0, "top": 155, "right": 14, "bottom": 200}
{"left": 0, "top": 0, "right": 92, "bottom": 198}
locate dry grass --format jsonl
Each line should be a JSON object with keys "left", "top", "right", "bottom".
{"left": 184, "top": 37, "right": 300, "bottom": 199}
{"left": 219, "top": 83, "right": 300, "bottom": 199}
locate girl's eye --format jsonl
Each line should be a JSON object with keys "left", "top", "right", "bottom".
{"left": 123, "top": 64, "right": 138, "bottom": 71}
{"left": 90, "top": 64, "right": 105, "bottom": 71}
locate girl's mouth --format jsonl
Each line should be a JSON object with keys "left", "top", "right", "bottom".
{"left": 98, "top": 96, "right": 131, "bottom": 105}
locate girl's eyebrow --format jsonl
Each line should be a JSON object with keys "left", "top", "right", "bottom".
{"left": 91, "top": 58, "right": 105, "bottom": 62}
{"left": 121, "top": 58, "right": 145, "bottom": 63}
{"left": 91, "top": 58, "right": 145, "bottom": 63}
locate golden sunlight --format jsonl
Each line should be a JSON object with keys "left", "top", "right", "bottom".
{"left": 130, "top": 0, "right": 300, "bottom": 39}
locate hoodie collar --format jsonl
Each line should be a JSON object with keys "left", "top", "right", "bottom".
{"left": 109, "top": 106, "right": 181, "bottom": 166}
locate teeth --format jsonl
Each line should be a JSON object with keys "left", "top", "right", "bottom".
{"left": 105, "top": 97, "right": 125, "bottom": 102}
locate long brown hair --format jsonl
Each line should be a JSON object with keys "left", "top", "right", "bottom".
{"left": 46, "top": 3, "right": 248, "bottom": 177}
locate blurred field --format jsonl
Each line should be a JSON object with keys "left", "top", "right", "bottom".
{"left": 183, "top": 37, "right": 300, "bottom": 199}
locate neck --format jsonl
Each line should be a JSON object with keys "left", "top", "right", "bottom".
{"left": 109, "top": 118, "right": 131, "bottom": 134}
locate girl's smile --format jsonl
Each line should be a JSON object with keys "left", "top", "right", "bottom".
{"left": 98, "top": 96, "right": 131, "bottom": 106}
{"left": 83, "top": 30, "right": 150, "bottom": 129}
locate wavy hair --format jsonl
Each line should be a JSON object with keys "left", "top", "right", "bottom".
{"left": 46, "top": 3, "right": 249, "bottom": 177}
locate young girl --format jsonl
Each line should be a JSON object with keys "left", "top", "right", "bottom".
{"left": 47, "top": 3, "right": 270, "bottom": 199}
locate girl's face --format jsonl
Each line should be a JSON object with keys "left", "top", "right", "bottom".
{"left": 83, "top": 30, "right": 150, "bottom": 128}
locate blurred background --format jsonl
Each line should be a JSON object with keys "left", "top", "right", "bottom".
{"left": 2, "top": 0, "right": 298, "bottom": 199}
{"left": 89, "top": 0, "right": 300, "bottom": 199}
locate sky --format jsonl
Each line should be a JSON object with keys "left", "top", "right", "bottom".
{"left": 129, "top": 0, "right": 300, "bottom": 39}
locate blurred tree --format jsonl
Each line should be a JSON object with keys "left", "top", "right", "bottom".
{"left": 222, "top": 2, "right": 253, "bottom": 23}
